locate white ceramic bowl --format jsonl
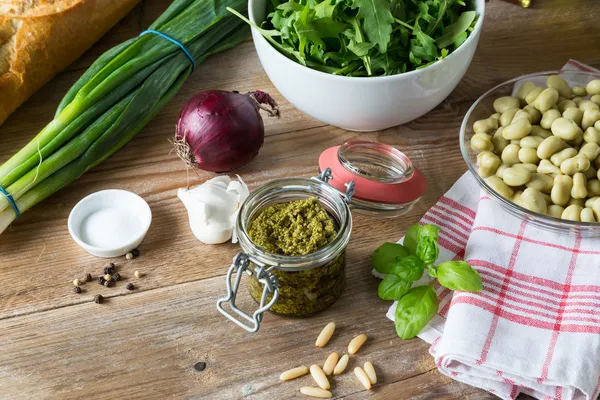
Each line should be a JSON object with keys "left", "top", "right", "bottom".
{"left": 249, "top": 0, "right": 485, "bottom": 132}
{"left": 68, "top": 190, "right": 152, "bottom": 258}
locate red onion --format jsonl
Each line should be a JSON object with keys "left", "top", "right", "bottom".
{"left": 174, "top": 90, "right": 279, "bottom": 172}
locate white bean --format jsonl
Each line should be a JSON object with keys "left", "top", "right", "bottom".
{"left": 589, "top": 80, "right": 600, "bottom": 96}
{"left": 538, "top": 159, "right": 562, "bottom": 176}
{"left": 581, "top": 207, "right": 596, "bottom": 222}
{"left": 571, "top": 173, "right": 588, "bottom": 199}
{"left": 502, "top": 144, "right": 521, "bottom": 166}
{"left": 493, "top": 96, "right": 521, "bottom": 113}
{"left": 546, "top": 75, "right": 573, "bottom": 99}
{"left": 550, "top": 148, "right": 578, "bottom": 167}
{"left": 534, "top": 87, "right": 559, "bottom": 113}
{"left": 547, "top": 205, "right": 565, "bottom": 218}
{"left": 551, "top": 117, "right": 582, "bottom": 141}
{"left": 520, "top": 188, "right": 548, "bottom": 214}
{"left": 551, "top": 175, "right": 574, "bottom": 206}
{"left": 562, "top": 204, "right": 583, "bottom": 221}
{"left": 540, "top": 109, "right": 561, "bottom": 130}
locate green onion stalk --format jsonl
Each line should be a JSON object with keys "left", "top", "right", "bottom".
{"left": 0, "top": 0, "right": 249, "bottom": 234}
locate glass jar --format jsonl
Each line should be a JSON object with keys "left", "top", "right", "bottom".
{"left": 217, "top": 141, "right": 426, "bottom": 332}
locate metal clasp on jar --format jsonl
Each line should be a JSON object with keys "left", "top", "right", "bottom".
{"left": 314, "top": 167, "right": 355, "bottom": 204}
{"left": 216, "top": 253, "right": 279, "bottom": 332}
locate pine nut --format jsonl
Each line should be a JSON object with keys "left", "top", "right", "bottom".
{"left": 348, "top": 333, "right": 367, "bottom": 355}
{"left": 299, "top": 387, "right": 332, "bottom": 398}
{"left": 309, "top": 364, "right": 330, "bottom": 390}
{"left": 315, "top": 322, "right": 335, "bottom": 348}
{"left": 363, "top": 362, "right": 377, "bottom": 384}
{"left": 322, "top": 352, "right": 339, "bottom": 376}
{"left": 333, "top": 354, "right": 349, "bottom": 375}
{"left": 354, "top": 367, "right": 372, "bottom": 390}
{"left": 279, "top": 366, "right": 309, "bottom": 381}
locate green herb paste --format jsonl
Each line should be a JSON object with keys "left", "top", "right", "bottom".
{"left": 248, "top": 197, "right": 338, "bottom": 256}
{"left": 247, "top": 197, "right": 346, "bottom": 316}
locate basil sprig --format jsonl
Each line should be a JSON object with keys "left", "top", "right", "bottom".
{"left": 371, "top": 223, "right": 482, "bottom": 339}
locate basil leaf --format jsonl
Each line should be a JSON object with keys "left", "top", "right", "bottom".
{"left": 352, "top": 0, "right": 394, "bottom": 53}
{"left": 371, "top": 242, "right": 410, "bottom": 274}
{"left": 436, "top": 10, "right": 476, "bottom": 48}
{"left": 388, "top": 255, "right": 425, "bottom": 282}
{"left": 436, "top": 261, "right": 482, "bottom": 292}
{"left": 403, "top": 223, "right": 420, "bottom": 255}
{"left": 378, "top": 274, "right": 412, "bottom": 300}
{"left": 394, "top": 284, "right": 439, "bottom": 339}
{"left": 415, "top": 224, "right": 440, "bottom": 265}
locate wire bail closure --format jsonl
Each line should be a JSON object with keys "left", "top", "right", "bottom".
{"left": 216, "top": 253, "right": 279, "bottom": 333}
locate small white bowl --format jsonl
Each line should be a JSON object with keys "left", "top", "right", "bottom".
{"left": 68, "top": 190, "right": 152, "bottom": 258}
{"left": 249, "top": 0, "right": 485, "bottom": 131}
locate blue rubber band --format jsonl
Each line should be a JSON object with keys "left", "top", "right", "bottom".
{"left": 140, "top": 29, "right": 196, "bottom": 70}
{"left": 0, "top": 186, "right": 20, "bottom": 219}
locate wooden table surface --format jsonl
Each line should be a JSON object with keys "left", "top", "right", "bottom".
{"left": 1, "top": 1, "right": 600, "bottom": 399}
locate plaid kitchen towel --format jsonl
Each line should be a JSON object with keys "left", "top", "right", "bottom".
{"left": 385, "top": 61, "right": 600, "bottom": 400}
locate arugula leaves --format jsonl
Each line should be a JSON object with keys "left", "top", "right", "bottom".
{"left": 371, "top": 223, "right": 482, "bottom": 339}
{"left": 230, "top": 0, "right": 476, "bottom": 76}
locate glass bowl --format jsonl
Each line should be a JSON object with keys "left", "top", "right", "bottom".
{"left": 460, "top": 70, "right": 600, "bottom": 237}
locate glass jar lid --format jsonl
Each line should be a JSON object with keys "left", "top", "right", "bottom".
{"left": 318, "top": 141, "right": 426, "bottom": 217}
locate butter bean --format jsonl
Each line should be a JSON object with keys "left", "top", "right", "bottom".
{"left": 473, "top": 117, "right": 499, "bottom": 134}
{"left": 503, "top": 118, "right": 532, "bottom": 140}
{"left": 541, "top": 192, "right": 552, "bottom": 205}
{"left": 512, "top": 191, "right": 524, "bottom": 207}
{"left": 583, "top": 127, "right": 600, "bottom": 144}
{"left": 567, "top": 197, "right": 585, "bottom": 207}
{"left": 492, "top": 128, "right": 509, "bottom": 153}
{"left": 581, "top": 207, "right": 596, "bottom": 222}
{"left": 523, "top": 105, "right": 542, "bottom": 125}
{"left": 579, "top": 142, "right": 600, "bottom": 161}
{"left": 562, "top": 204, "right": 583, "bottom": 221}
{"left": 547, "top": 205, "right": 564, "bottom": 218}
{"left": 493, "top": 96, "right": 520, "bottom": 113}
{"left": 496, "top": 164, "right": 509, "bottom": 179}
{"left": 513, "top": 163, "right": 538, "bottom": 173}
{"left": 499, "top": 108, "right": 520, "bottom": 127}
{"left": 501, "top": 144, "right": 521, "bottom": 166}
{"left": 538, "top": 159, "right": 562, "bottom": 176}
{"left": 587, "top": 179, "right": 600, "bottom": 196}
{"left": 534, "top": 87, "right": 559, "bottom": 113}
{"left": 571, "top": 173, "right": 588, "bottom": 199}
{"left": 520, "top": 135, "right": 544, "bottom": 149}
{"left": 582, "top": 109, "right": 600, "bottom": 131}
{"left": 550, "top": 148, "right": 578, "bottom": 167}
{"left": 471, "top": 133, "right": 494, "bottom": 153}
{"left": 503, "top": 166, "right": 532, "bottom": 186}
{"left": 491, "top": 113, "right": 501, "bottom": 120}
{"left": 563, "top": 107, "right": 583, "bottom": 126}
{"left": 551, "top": 175, "right": 574, "bottom": 206}
{"left": 593, "top": 201, "right": 600, "bottom": 221}
{"left": 560, "top": 155, "right": 590, "bottom": 176}
{"left": 592, "top": 95, "right": 600, "bottom": 106}
{"left": 568, "top": 133, "right": 584, "bottom": 148}
{"left": 526, "top": 173, "right": 554, "bottom": 194}
{"left": 573, "top": 97, "right": 584, "bottom": 106}
{"left": 525, "top": 87, "right": 544, "bottom": 106}
{"left": 546, "top": 75, "right": 573, "bottom": 99}
{"left": 579, "top": 100, "right": 600, "bottom": 113}
{"left": 511, "top": 109, "right": 533, "bottom": 124}
{"left": 540, "top": 109, "right": 562, "bottom": 130}
{"left": 589, "top": 80, "right": 600, "bottom": 96}
{"left": 531, "top": 125, "right": 553, "bottom": 139}
{"left": 586, "top": 196, "right": 600, "bottom": 208}
{"left": 485, "top": 176, "right": 514, "bottom": 199}
{"left": 551, "top": 117, "right": 582, "bottom": 141}
{"left": 518, "top": 147, "right": 540, "bottom": 164}
{"left": 478, "top": 151, "right": 501, "bottom": 178}
{"left": 520, "top": 188, "right": 548, "bottom": 214}
{"left": 572, "top": 86, "right": 587, "bottom": 97}
{"left": 558, "top": 99, "right": 577, "bottom": 113}
{"left": 537, "top": 136, "right": 567, "bottom": 160}
{"left": 511, "top": 140, "right": 521, "bottom": 145}
{"left": 515, "top": 81, "right": 537, "bottom": 106}
{"left": 585, "top": 166, "right": 597, "bottom": 180}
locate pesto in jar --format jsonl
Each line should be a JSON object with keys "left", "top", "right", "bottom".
{"left": 247, "top": 197, "right": 346, "bottom": 316}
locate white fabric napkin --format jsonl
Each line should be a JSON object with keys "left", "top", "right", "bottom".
{"left": 384, "top": 61, "right": 600, "bottom": 400}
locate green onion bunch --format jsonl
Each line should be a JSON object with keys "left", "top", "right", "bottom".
{"left": 0, "top": 0, "right": 248, "bottom": 234}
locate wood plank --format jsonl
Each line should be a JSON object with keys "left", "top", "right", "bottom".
{"left": 0, "top": 271, "right": 491, "bottom": 399}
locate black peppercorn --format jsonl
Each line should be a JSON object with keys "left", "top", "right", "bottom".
{"left": 193, "top": 362, "right": 207, "bottom": 372}
{"left": 132, "top": 248, "right": 140, "bottom": 258}
{"left": 112, "top": 273, "right": 121, "bottom": 281}
{"left": 125, "top": 283, "right": 134, "bottom": 291}
{"left": 98, "top": 276, "right": 106, "bottom": 285}
{"left": 84, "top": 273, "right": 92, "bottom": 282}
{"left": 104, "top": 263, "right": 116, "bottom": 275}
{"left": 74, "top": 286, "right": 82, "bottom": 294}
{"left": 104, "top": 280, "right": 114, "bottom": 287}
{"left": 94, "top": 294, "right": 104, "bottom": 304}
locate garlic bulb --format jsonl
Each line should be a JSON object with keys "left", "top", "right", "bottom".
{"left": 178, "top": 176, "right": 249, "bottom": 244}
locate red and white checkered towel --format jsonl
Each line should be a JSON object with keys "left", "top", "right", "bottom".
{"left": 385, "top": 61, "right": 600, "bottom": 400}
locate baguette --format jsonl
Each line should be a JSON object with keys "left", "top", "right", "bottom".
{"left": 0, "top": 0, "right": 141, "bottom": 126}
